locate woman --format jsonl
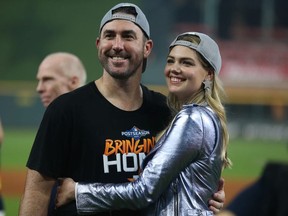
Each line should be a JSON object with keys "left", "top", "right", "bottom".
{"left": 56, "top": 32, "right": 231, "bottom": 215}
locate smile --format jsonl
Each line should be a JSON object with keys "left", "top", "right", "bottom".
{"left": 170, "top": 77, "right": 184, "bottom": 83}
{"left": 112, "top": 56, "right": 125, "bottom": 60}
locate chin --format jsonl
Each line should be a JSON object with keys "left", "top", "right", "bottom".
{"left": 168, "top": 86, "right": 180, "bottom": 93}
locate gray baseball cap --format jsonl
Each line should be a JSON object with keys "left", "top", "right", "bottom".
{"left": 169, "top": 32, "right": 222, "bottom": 74}
{"left": 99, "top": 3, "right": 150, "bottom": 39}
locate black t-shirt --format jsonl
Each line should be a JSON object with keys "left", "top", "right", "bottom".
{"left": 27, "top": 81, "right": 171, "bottom": 216}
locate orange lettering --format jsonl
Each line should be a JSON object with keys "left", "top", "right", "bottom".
{"left": 115, "top": 140, "right": 124, "bottom": 154}
{"left": 104, "top": 137, "right": 156, "bottom": 155}
{"left": 134, "top": 139, "right": 143, "bottom": 154}
{"left": 104, "top": 139, "right": 115, "bottom": 156}
{"left": 146, "top": 137, "right": 155, "bottom": 153}
{"left": 126, "top": 139, "right": 134, "bottom": 153}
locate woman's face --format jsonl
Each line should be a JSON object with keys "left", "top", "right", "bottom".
{"left": 164, "top": 45, "right": 209, "bottom": 101}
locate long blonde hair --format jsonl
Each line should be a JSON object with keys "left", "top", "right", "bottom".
{"left": 165, "top": 34, "right": 232, "bottom": 169}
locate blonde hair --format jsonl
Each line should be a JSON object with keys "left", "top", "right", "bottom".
{"left": 165, "top": 34, "right": 232, "bottom": 169}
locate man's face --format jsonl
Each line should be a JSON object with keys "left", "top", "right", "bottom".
{"left": 36, "top": 61, "right": 72, "bottom": 108}
{"left": 96, "top": 19, "right": 152, "bottom": 80}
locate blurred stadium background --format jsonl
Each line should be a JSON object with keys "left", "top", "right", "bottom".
{"left": 0, "top": 0, "right": 287, "bottom": 215}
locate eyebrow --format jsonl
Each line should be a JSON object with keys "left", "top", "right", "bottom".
{"left": 167, "top": 55, "right": 195, "bottom": 61}
{"left": 103, "top": 29, "right": 137, "bottom": 36}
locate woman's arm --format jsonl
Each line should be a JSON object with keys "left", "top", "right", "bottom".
{"left": 56, "top": 108, "right": 225, "bottom": 213}
{"left": 56, "top": 178, "right": 226, "bottom": 213}
{"left": 75, "top": 110, "right": 203, "bottom": 213}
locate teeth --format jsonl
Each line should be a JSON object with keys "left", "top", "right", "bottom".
{"left": 112, "top": 57, "right": 124, "bottom": 60}
{"left": 171, "top": 77, "right": 182, "bottom": 82}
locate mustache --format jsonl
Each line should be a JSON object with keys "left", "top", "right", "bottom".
{"left": 106, "top": 51, "right": 130, "bottom": 59}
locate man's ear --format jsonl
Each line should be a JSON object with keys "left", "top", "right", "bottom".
{"left": 144, "top": 39, "right": 153, "bottom": 59}
{"left": 69, "top": 76, "right": 79, "bottom": 90}
{"left": 95, "top": 37, "right": 100, "bottom": 48}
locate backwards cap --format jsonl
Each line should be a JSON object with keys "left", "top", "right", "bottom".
{"left": 169, "top": 32, "right": 222, "bottom": 74}
{"left": 99, "top": 3, "right": 150, "bottom": 39}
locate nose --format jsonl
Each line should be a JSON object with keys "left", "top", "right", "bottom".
{"left": 112, "top": 36, "right": 124, "bottom": 51}
{"left": 36, "top": 81, "right": 44, "bottom": 93}
{"left": 170, "top": 63, "right": 181, "bottom": 74}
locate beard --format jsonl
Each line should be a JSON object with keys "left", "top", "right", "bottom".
{"left": 106, "top": 67, "right": 137, "bottom": 80}
{"left": 99, "top": 51, "right": 143, "bottom": 80}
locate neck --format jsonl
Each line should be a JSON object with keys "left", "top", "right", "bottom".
{"left": 95, "top": 76, "right": 143, "bottom": 111}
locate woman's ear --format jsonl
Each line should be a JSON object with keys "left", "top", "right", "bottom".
{"left": 206, "top": 70, "right": 214, "bottom": 81}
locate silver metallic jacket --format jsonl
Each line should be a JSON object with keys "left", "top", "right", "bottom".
{"left": 77, "top": 104, "right": 223, "bottom": 215}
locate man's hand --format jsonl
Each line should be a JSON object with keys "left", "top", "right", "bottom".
{"left": 209, "top": 178, "right": 225, "bottom": 214}
{"left": 56, "top": 178, "right": 76, "bottom": 208}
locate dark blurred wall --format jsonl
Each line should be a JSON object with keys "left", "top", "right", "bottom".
{"left": 0, "top": 0, "right": 140, "bottom": 82}
{"left": 0, "top": 0, "right": 140, "bottom": 127}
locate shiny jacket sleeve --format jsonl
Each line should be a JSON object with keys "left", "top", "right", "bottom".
{"left": 76, "top": 105, "right": 211, "bottom": 214}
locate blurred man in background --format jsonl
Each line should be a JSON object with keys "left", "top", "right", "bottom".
{"left": 36, "top": 52, "right": 87, "bottom": 108}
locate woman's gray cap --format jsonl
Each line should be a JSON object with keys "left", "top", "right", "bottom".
{"left": 99, "top": 3, "right": 150, "bottom": 39}
{"left": 169, "top": 32, "right": 222, "bottom": 74}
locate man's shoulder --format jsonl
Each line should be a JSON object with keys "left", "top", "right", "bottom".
{"left": 61, "top": 82, "right": 94, "bottom": 99}
{"left": 47, "top": 82, "right": 94, "bottom": 111}
{"left": 141, "top": 85, "right": 170, "bottom": 122}
{"left": 141, "top": 84, "right": 166, "bottom": 101}
{"left": 71, "top": 81, "right": 95, "bottom": 94}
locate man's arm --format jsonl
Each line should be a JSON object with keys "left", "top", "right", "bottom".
{"left": 209, "top": 178, "right": 225, "bottom": 214}
{"left": 19, "top": 168, "right": 56, "bottom": 216}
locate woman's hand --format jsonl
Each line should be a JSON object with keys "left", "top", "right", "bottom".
{"left": 55, "top": 178, "right": 76, "bottom": 208}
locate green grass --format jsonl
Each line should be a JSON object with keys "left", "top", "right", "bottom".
{"left": 1, "top": 128, "right": 36, "bottom": 169}
{"left": 3, "top": 197, "right": 20, "bottom": 216}
{"left": 1, "top": 128, "right": 36, "bottom": 216}
{"left": 222, "top": 139, "right": 288, "bottom": 179}
{"left": 1, "top": 128, "right": 287, "bottom": 215}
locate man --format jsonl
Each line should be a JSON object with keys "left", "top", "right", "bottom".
{"left": 35, "top": 52, "right": 87, "bottom": 215}
{"left": 0, "top": 118, "right": 5, "bottom": 216}
{"left": 19, "top": 3, "right": 224, "bottom": 215}
{"left": 36, "top": 52, "right": 87, "bottom": 108}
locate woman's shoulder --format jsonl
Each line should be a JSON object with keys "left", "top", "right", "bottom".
{"left": 180, "top": 104, "right": 217, "bottom": 123}
{"left": 183, "top": 104, "right": 214, "bottom": 114}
